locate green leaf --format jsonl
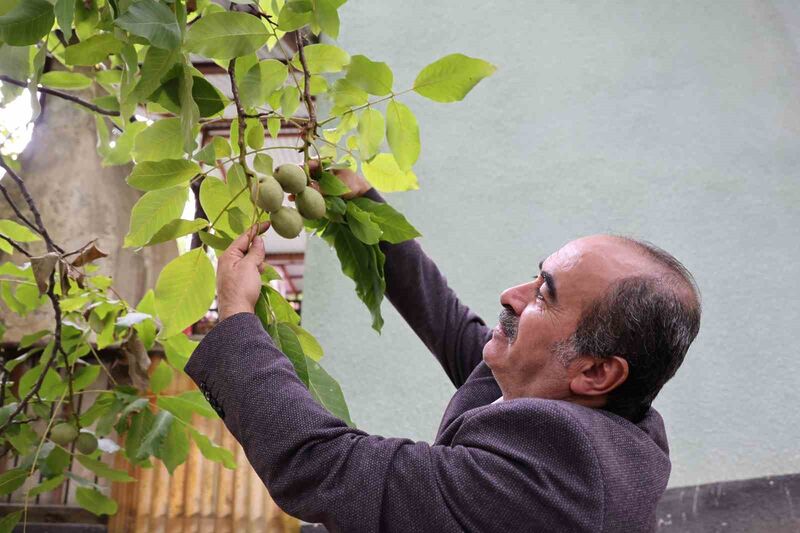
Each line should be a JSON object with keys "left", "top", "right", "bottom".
{"left": 155, "top": 413, "right": 189, "bottom": 473}
{"left": 39, "top": 71, "right": 92, "bottom": 90}
{"left": 345, "top": 55, "right": 392, "bottom": 96}
{"left": 114, "top": 0, "right": 181, "bottom": 50}
{"left": 185, "top": 12, "right": 268, "bottom": 60}
{"left": 280, "top": 86, "right": 300, "bottom": 116}
{"left": 239, "top": 59, "right": 287, "bottom": 109}
{"left": 103, "top": 121, "right": 147, "bottom": 166}
{"left": 154, "top": 248, "right": 215, "bottom": 338}
{"left": 26, "top": 475, "right": 65, "bottom": 498}
{"left": 350, "top": 198, "right": 420, "bottom": 244}
{"left": 307, "top": 357, "right": 352, "bottom": 425}
{"left": 0, "top": 510, "right": 22, "bottom": 533}
{"left": 73, "top": 365, "right": 101, "bottom": 392}
{"left": 179, "top": 61, "right": 199, "bottom": 154}
{"left": 267, "top": 117, "right": 280, "bottom": 139}
{"left": 362, "top": 153, "right": 419, "bottom": 192}
{"left": 356, "top": 108, "right": 384, "bottom": 161}
{"left": 197, "top": 230, "right": 232, "bottom": 252}
{"left": 149, "top": 75, "right": 227, "bottom": 118}
{"left": 76, "top": 487, "right": 118, "bottom": 516}
{"left": 149, "top": 359, "right": 173, "bottom": 394}
{"left": 135, "top": 409, "right": 172, "bottom": 460}
{"left": 76, "top": 456, "right": 135, "bottom": 482}
{"left": 124, "top": 407, "right": 154, "bottom": 462}
{"left": 198, "top": 173, "right": 255, "bottom": 236}
{"left": 157, "top": 390, "right": 217, "bottom": 422}
{"left": 287, "top": 323, "right": 323, "bottom": 361}
{"left": 0, "top": 219, "right": 40, "bottom": 242}
{"left": 292, "top": 43, "right": 349, "bottom": 74}
{"left": 134, "top": 292, "right": 158, "bottom": 350}
{"left": 385, "top": 100, "right": 420, "bottom": 171}
{"left": 161, "top": 332, "right": 198, "bottom": 370}
{"left": 130, "top": 46, "right": 181, "bottom": 101}
{"left": 124, "top": 185, "right": 188, "bottom": 248}
{"left": 65, "top": 34, "right": 122, "bottom": 66}
{"left": 345, "top": 202, "right": 382, "bottom": 245}
{"left": 0, "top": 0, "right": 53, "bottom": 46}
{"left": 0, "top": 43, "right": 30, "bottom": 102}
{"left": 127, "top": 159, "right": 200, "bottom": 191}
{"left": 330, "top": 78, "right": 367, "bottom": 109}
{"left": 0, "top": 468, "right": 27, "bottom": 495}
{"left": 54, "top": 0, "right": 73, "bottom": 41}
{"left": 273, "top": 323, "right": 309, "bottom": 386}
{"left": 330, "top": 224, "right": 385, "bottom": 331}
{"left": 316, "top": 171, "right": 350, "bottom": 196}
{"left": 313, "top": 0, "right": 339, "bottom": 39}
{"left": 145, "top": 218, "right": 208, "bottom": 246}
{"left": 132, "top": 117, "right": 186, "bottom": 162}
{"left": 277, "top": 2, "right": 311, "bottom": 31}
{"left": 413, "top": 53, "right": 496, "bottom": 103}
{"left": 264, "top": 285, "right": 300, "bottom": 325}
{"left": 253, "top": 153, "right": 273, "bottom": 175}
{"left": 188, "top": 428, "right": 236, "bottom": 469}
{"left": 245, "top": 118, "right": 265, "bottom": 150}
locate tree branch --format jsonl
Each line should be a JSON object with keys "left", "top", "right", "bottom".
{"left": 0, "top": 272, "right": 64, "bottom": 435}
{"left": 0, "top": 75, "right": 120, "bottom": 117}
{"left": 227, "top": 59, "right": 251, "bottom": 177}
{"left": 0, "top": 154, "right": 64, "bottom": 254}
{"left": 0, "top": 234, "right": 32, "bottom": 257}
{"left": 0, "top": 180, "right": 41, "bottom": 237}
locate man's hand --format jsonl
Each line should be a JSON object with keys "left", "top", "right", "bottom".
{"left": 217, "top": 222, "right": 270, "bottom": 321}
{"left": 305, "top": 159, "right": 372, "bottom": 200}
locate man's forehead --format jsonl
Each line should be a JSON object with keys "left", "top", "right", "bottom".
{"left": 541, "top": 236, "right": 650, "bottom": 292}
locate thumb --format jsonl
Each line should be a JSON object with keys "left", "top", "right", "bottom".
{"left": 243, "top": 232, "right": 266, "bottom": 267}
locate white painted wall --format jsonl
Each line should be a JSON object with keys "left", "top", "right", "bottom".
{"left": 302, "top": 0, "right": 800, "bottom": 487}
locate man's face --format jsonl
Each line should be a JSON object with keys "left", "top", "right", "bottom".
{"left": 483, "top": 235, "right": 653, "bottom": 400}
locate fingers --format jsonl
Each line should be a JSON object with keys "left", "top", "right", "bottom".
{"left": 226, "top": 222, "right": 270, "bottom": 259}
{"left": 242, "top": 226, "right": 267, "bottom": 267}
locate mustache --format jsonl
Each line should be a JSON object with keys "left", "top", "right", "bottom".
{"left": 498, "top": 307, "right": 519, "bottom": 342}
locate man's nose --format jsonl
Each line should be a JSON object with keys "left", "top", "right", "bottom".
{"left": 500, "top": 282, "right": 534, "bottom": 316}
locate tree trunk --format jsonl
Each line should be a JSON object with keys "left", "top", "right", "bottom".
{"left": 0, "top": 89, "right": 177, "bottom": 342}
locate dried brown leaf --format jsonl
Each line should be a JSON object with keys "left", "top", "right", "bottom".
{"left": 122, "top": 332, "right": 151, "bottom": 390}
{"left": 71, "top": 242, "right": 108, "bottom": 267}
{"left": 30, "top": 253, "right": 60, "bottom": 295}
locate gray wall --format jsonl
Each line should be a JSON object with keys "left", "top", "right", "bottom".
{"left": 302, "top": 0, "right": 800, "bottom": 488}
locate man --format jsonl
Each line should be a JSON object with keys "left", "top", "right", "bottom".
{"left": 186, "top": 168, "right": 701, "bottom": 532}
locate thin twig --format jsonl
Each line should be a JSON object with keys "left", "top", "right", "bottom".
{"left": 0, "top": 234, "right": 32, "bottom": 257}
{"left": 0, "top": 154, "right": 64, "bottom": 254}
{"left": 0, "top": 75, "right": 120, "bottom": 117}
{"left": 227, "top": 59, "right": 251, "bottom": 177}
{"left": 0, "top": 180, "right": 41, "bottom": 238}
{"left": 0, "top": 274, "right": 65, "bottom": 435}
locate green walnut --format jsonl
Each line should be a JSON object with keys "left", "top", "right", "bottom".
{"left": 295, "top": 187, "right": 326, "bottom": 219}
{"left": 274, "top": 164, "right": 308, "bottom": 194}
{"left": 271, "top": 206, "right": 304, "bottom": 239}
{"left": 50, "top": 422, "right": 78, "bottom": 446}
{"left": 253, "top": 175, "right": 284, "bottom": 212}
{"left": 75, "top": 432, "right": 98, "bottom": 455}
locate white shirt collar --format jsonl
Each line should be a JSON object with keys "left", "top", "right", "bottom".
{"left": 491, "top": 396, "right": 504, "bottom": 405}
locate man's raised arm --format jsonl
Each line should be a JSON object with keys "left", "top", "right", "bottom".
{"left": 361, "top": 187, "right": 491, "bottom": 387}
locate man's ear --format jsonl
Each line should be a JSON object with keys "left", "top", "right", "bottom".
{"left": 568, "top": 356, "right": 629, "bottom": 397}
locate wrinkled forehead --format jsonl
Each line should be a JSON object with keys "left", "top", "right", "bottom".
{"left": 543, "top": 236, "right": 652, "bottom": 304}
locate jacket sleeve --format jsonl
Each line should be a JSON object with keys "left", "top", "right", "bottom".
{"left": 363, "top": 189, "right": 492, "bottom": 388}
{"left": 185, "top": 313, "right": 604, "bottom": 533}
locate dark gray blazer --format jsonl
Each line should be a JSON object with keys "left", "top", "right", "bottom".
{"left": 186, "top": 192, "right": 671, "bottom": 533}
